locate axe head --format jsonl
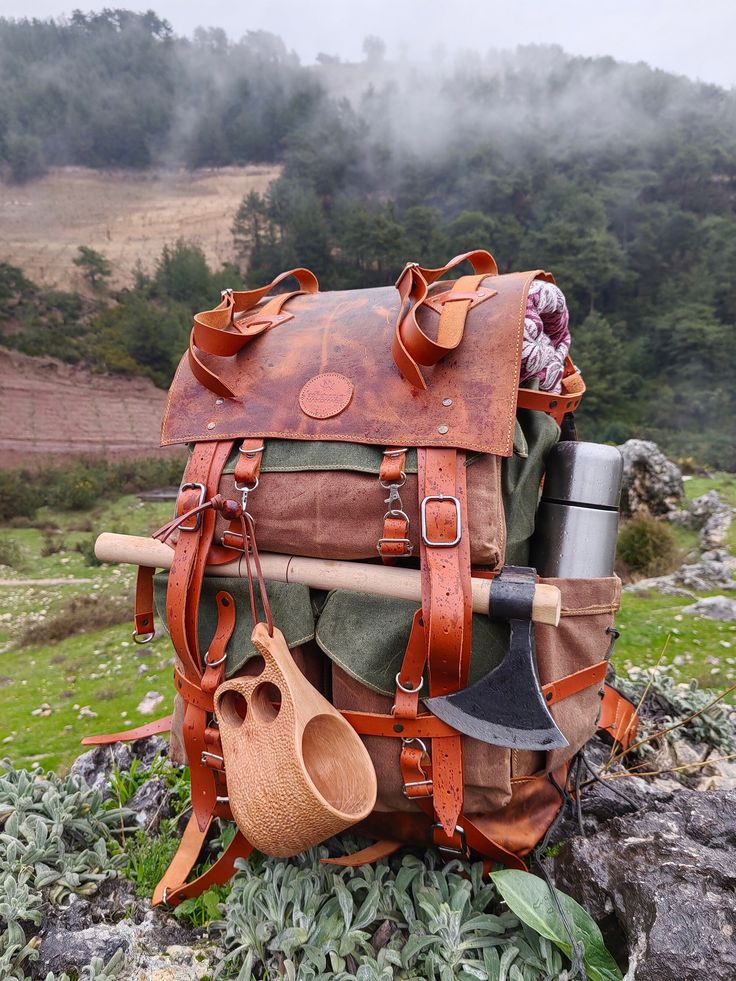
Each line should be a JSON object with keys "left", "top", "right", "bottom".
{"left": 424, "top": 619, "right": 568, "bottom": 751}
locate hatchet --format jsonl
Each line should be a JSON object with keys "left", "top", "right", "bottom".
{"left": 424, "top": 567, "right": 568, "bottom": 751}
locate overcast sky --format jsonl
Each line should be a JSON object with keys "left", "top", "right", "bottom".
{"left": 5, "top": 0, "right": 734, "bottom": 89}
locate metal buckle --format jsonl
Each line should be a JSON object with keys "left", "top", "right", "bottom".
{"left": 377, "top": 537, "right": 413, "bottom": 555}
{"left": 394, "top": 261, "right": 420, "bottom": 290}
{"left": 432, "top": 823, "right": 468, "bottom": 857}
{"left": 177, "top": 482, "right": 207, "bottom": 532}
{"left": 402, "top": 779, "right": 433, "bottom": 797}
{"left": 201, "top": 751, "right": 225, "bottom": 767}
{"left": 238, "top": 445, "right": 264, "bottom": 458}
{"left": 420, "top": 495, "right": 462, "bottom": 547}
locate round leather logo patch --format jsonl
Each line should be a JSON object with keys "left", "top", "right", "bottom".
{"left": 299, "top": 373, "right": 354, "bottom": 419}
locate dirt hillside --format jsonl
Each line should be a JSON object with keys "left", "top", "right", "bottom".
{"left": 0, "top": 348, "right": 183, "bottom": 467}
{"left": 0, "top": 165, "right": 279, "bottom": 289}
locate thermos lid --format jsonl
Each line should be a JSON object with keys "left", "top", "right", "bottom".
{"left": 541, "top": 441, "right": 623, "bottom": 509}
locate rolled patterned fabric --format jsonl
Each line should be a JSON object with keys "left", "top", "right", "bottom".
{"left": 521, "top": 280, "right": 571, "bottom": 393}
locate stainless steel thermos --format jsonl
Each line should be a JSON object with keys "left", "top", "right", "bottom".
{"left": 530, "top": 442, "right": 623, "bottom": 578}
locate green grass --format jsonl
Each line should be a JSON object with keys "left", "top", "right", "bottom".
{"left": 0, "top": 495, "right": 173, "bottom": 771}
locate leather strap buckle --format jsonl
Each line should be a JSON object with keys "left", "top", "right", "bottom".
{"left": 177, "top": 482, "right": 207, "bottom": 532}
{"left": 420, "top": 494, "right": 462, "bottom": 547}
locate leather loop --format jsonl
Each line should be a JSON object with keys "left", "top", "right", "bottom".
{"left": 188, "top": 270, "right": 319, "bottom": 397}
{"left": 234, "top": 438, "right": 265, "bottom": 488}
{"left": 392, "top": 251, "right": 497, "bottom": 389}
{"left": 517, "top": 357, "right": 586, "bottom": 424}
{"left": 152, "top": 812, "right": 253, "bottom": 908}
{"left": 598, "top": 683, "right": 639, "bottom": 750}
{"left": 393, "top": 610, "right": 428, "bottom": 720}
{"left": 133, "top": 565, "right": 155, "bottom": 639}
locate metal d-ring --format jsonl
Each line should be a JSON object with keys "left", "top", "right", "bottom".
{"left": 132, "top": 630, "right": 155, "bottom": 645}
{"left": 395, "top": 672, "right": 424, "bottom": 694}
{"left": 203, "top": 649, "right": 228, "bottom": 667}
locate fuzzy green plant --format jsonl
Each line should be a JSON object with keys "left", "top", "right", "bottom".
{"left": 617, "top": 666, "right": 736, "bottom": 754}
{"left": 213, "top": 847, "right": 620, "bottom": 980}
{"left": 0, "top": 760, "right": 134, "bottom": 980}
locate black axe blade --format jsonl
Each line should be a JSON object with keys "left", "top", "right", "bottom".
{"left": 424, "top": 618, "right": 568, "bottom": 751}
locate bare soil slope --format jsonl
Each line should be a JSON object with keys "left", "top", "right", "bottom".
{"left": 0, "top": 165, "right": 279, "bottom": 288}
{"left": 0, "top": 348, "right": 180, "bottom": 466}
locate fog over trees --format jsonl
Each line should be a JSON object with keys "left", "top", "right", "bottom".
{"left": 1, "top": 10, "right": 735, "bottom": 466}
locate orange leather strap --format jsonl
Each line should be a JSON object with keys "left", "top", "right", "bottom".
{"left": 392, "top": 250, "right": 498, "bottom": 389}
{"left": 343, "top": 659, "right": 610, "bottom": 740}
{"left": 133, "top": 565, "right": 155, "bottom": 642}
{"left": 166, "top": 440, "right": 234, "bottom": 683}
{"left": 187, "top": 588, "right": 236, "bottom": 831}
{"left": 152, "top": 812, "right": 253, "bottom": 908}
{"left": 598, "top": 683, "right": 638, "bottom": 751}
{"left": 416, "top": 447, "right": 472, "bottom": 836}
{"left": 174, "top": 669, "right": 214, "bottom": 713}
{"left": 517, "top": 357, "right": 586, "bottom": 425}
{"left": 393, "top": 609, "right": 427, "bottom": 719}
{"left": 80, "top": 715, "right": 173, "bottom": 746}
{"left": 188, "top": 269, "right": 319, "bottom": 398}
{"left": 321, "top": 840, "right": 403, "bottom": 867}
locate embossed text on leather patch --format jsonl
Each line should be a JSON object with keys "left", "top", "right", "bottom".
{"left": 299, "top": 373, "right": 354, "bottom": 419}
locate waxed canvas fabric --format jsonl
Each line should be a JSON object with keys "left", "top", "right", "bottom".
{"left": 153, "top": 576, "right": 315, "bottom": 676}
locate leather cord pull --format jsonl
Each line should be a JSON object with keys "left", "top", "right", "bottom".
{"left": 392, "top": 250, "right": 498, "bottom": 389}
{"left": 188, "top": 269, "right": 319, "bottom": 397}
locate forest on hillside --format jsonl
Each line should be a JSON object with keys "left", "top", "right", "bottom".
{"left": 1, "top": 10, "right": 735, "bottom": 467}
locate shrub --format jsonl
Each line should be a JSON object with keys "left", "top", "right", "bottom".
{"left": 17, "top": 593, "right": 129, "bottom": 647}
{"left": 616, "top": 516, "right": 680, "bottom": 578}
{"left": 0, "top": 470, "right": 37, "bottom": 522}
{"left": 0, "top": 537, "right": 22, "bottom": 570}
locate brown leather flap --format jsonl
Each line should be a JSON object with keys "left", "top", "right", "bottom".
{"left": 161, "top": 270, "right": 545, "bottom": 456}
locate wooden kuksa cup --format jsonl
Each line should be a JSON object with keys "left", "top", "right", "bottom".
{"left": 214, "top": 623, "right": 378, "bottom": 857}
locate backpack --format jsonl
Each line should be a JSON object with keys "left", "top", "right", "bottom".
{"left": 85, "top": 250, "right": 638, "bottom": 906}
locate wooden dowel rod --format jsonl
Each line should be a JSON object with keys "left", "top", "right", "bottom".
{"left": 95, "top": 533, "right": 561, "bottom": 626}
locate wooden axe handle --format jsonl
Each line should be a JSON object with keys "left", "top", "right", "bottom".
{"left": 95, "top": 533, "right": 561, "bottom": 626}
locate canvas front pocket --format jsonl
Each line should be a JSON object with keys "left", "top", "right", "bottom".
{"left": 533, "top": 576, "right": 622, "bottom": 773}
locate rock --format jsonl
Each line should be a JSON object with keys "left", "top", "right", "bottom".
{"left": 549, "top": 790, "right": 736, "bottom": 980}
{"left": 618, "top": 440, "right": 684, "bottom": 518}
{"left": 34, "top": 923, "right": 130, "bottom": 977}
{"left": 33, "top": 906, "right": 216, "bottom": 981}
{"left": 669, "top": 490, "right": 734, "bottom": 549}
{"left": 69, "top": 735, "right": 168, "bottom": 795}
{"left": 128, "top": 775, "right": 172, "bottom": 832}
{"left": 625, "top": 548, "right": 736, "bottom": 595}
{"left": 137, "top": 690, "right": 165, "bottom": 715}
{"left": 683, "top": 595, "right": 736, "bottom": 622}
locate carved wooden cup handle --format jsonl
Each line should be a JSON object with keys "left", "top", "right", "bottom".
{"left": 214, "top": 623, "right": 377, "bottom": 857}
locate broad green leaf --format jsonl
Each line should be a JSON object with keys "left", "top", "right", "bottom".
{"left": 490, "top": 869, "right": 623, "bottom": 981}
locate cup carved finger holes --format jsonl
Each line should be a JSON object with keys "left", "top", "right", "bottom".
{"left": 218, "top": 689, "right": 248, "bottom": 730}
{"left": 250, "top": 681, "right": 281, "bottom": 725}
{"left": 241, "top": 654, "right": 265, "bottom": 678}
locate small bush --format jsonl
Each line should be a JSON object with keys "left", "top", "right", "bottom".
{"left": 0, "top": 470, "right": 37, "bottom": 522}
{"left": 18, "top": 593, "right": 130, "bottom": 647}
{"left": 616, "top": 516, "right": 680, "bottom": 578}
{"left": 76, "top": 535, "right": 103, "bottom": 566}
{"left": 0, "top": 537, "right": 23, "bottom": 569}
{"left": 41, "top": 531, "right": 64, "bottom": 557}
